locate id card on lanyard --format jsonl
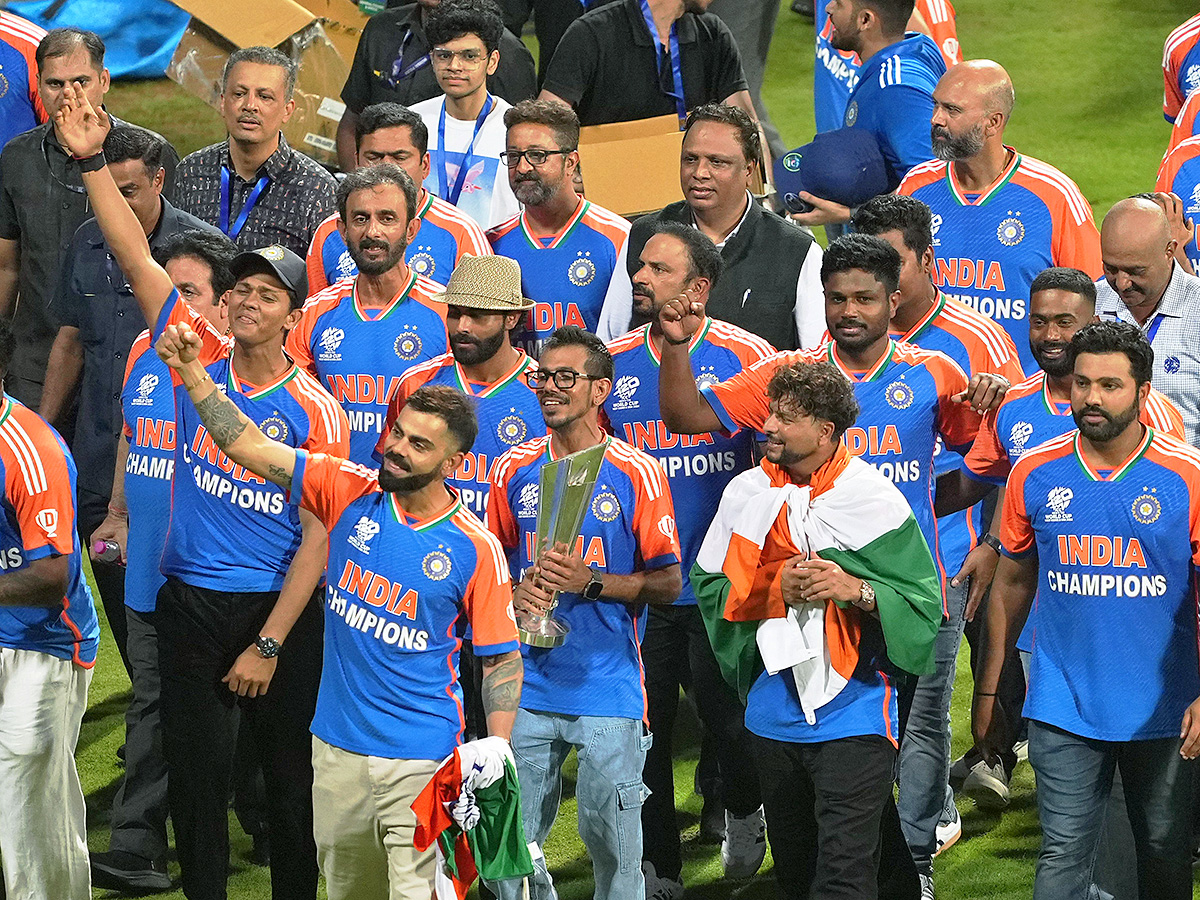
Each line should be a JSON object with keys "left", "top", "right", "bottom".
{"left": 220, "top": 167, "right": 269, "bottom": 241}
{"left": 437, "top": 94, "right": 494, "bottom": 206}
{"left": 639, "top": 0, "right": 686, "bottom": 127}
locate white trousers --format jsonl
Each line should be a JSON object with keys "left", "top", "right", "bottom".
{"left": 0, "top": 647, "right": 92, "bottom": 900}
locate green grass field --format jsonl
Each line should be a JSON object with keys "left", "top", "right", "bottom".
{"left": 83, "top": 1, "right": 1200, "bottom": 896}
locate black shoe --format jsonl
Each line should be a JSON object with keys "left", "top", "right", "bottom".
{"left": 91, "top": 850, "right": 171, "bottom": 893}
{"left": 791, "top": 0, "right": 815, "bottom": 19}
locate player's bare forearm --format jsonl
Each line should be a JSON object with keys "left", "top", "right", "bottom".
{"left": 934, "top": 469, "right": 994, "bottom": 517}
{"left": 110, "top": 435, "right": 131, "bottom": 512}
{"left": 600, "top": 563, "right": 682, "bottom": 606}
{"left": 481, "top": 649, "right": 524, "bottom": 741}
{"left": 0, "top": 555, "right": 69, "bottom": 608}
{"left": 659, "top": 342, "right": 721, "bottom": 435}
{"left": 260, "top": 509, "right": 326, "bottom": 645}
{"left": 976, "top": 553, "right": 1036, "bottom": 694}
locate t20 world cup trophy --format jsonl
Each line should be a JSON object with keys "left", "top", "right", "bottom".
{"left": 517, "top": 442, "right": 608, "bottom": 647}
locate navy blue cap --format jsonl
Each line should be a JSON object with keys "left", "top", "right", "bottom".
{"left": 230, "top": 245, "right": 308, "bottom": 306}
{"left": 774, "top": 128, "right": 890, "bottom": 214}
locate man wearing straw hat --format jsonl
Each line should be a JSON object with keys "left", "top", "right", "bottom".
{"left": 378, "top": 254, "right": 545, "bottom": 521}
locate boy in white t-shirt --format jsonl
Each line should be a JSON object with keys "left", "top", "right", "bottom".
{"left": 412, "top": 0, "right": 520, "bottom": 230}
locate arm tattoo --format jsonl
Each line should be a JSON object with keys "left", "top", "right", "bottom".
{"left": 481, "top": 653, "right": 523, "bottom": 714}
{"left": 268, "top": 464, "right": 293, "bottom": 490}
{"left": 194, "top": 388, "right": 248, "bottom": 447}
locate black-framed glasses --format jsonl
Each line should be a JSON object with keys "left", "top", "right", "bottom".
{"left": 500, "top": 149, "right": 574, "bottom": 168}
{"left": 524, "top": 368, "right": 599, "bottom": 390}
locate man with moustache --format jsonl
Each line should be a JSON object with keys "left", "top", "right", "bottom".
{"left": 1093, "top": 196, "right": 1200, "bottom": 447}
{"left": 307, "top": 102, "right": 491, "bottom": 293}
{"left": 488, "top": 100, "right": 631, "bottom": 355}
{"left": 175, "top": 46, "right": 337, "bottom": 257}
{"left": 288, "top": 165, "right": 449, "bottom": 466}
{"left": 605, "top": 222, "right": 774, "bottom": 897}
{"left": 487, "top": 326, "right": 682, "bottom": 900}
{"left": 899, "top": 60, "right": 1102, "bottom": 373}
{"left": 151, "top": 321, "right": 525, "bottom": 898}
{"left": 975, "top": 321, "right": 1200, "bottom": 900}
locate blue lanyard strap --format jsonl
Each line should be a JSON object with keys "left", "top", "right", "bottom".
{"left": 437, "top": 94, "right": 494, "bottom": 206}
{"left": 219, "top": 167, "right": 269, "bottom": 240}
{"left": 389, "top": 30, "right": 430, "bottom": 86}
{"left": 639, "top": 0, "right": 686, "bottom": 126}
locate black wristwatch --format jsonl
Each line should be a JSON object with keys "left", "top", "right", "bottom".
{"left": 978, "top": 532, "right": 1002, "bottom": 554}
{"left": 582, "top": 565, "right": 604, "bottom": 600}
{"left": 255, "top": 635, "right": 282, "bottom": 659}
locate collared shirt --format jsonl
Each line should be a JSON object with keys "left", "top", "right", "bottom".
{"left": 0, "top": 117, "right": 179, "bottom": 394}
{"left": 542, "top": 0, "right": 749, "bottom": 126}
{"left": 172, "top": 133, "right": 337, "bottom": 257}
{"left": 1095, "top": 262, "right": 1200, "bottom": 446}
{"left": 340, "top": 3, "right": 536, "bottom": 113}
{"left": 57, "top": 198, "right": 221, "bottom": 503}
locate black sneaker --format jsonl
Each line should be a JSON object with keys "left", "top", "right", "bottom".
{"left": 699, "top": 795, "right": 726, "bottom": 844}
{"left": 90, "top": 850, "right": 171, "bottom": 893}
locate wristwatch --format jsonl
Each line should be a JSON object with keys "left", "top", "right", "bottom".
{"left": 979, "top": 532, "right": 1003, "bottom": 554}
{"left": 857, "top": 580, "right": 877, "bottom": 611}
{"left": 582, "top": 565, "right": 604, "bottom": 600}
{"left": 255, "top": 635, "right": 282, "bottom": 659}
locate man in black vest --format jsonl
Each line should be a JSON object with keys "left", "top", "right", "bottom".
{"left": 597, "top": 103, "right": 823, "bottom": 351}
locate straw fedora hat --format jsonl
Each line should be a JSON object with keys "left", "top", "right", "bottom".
{"left": 438, "top": 255, "right": 535, "bottom": 312}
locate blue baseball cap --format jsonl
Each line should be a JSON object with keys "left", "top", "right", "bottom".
{"left": 774, "top": 128, "right": 890, "bottom": 214}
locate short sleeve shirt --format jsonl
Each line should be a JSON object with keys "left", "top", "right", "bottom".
{"left": 542, "top": 0, "right": 748, "bottom": 126}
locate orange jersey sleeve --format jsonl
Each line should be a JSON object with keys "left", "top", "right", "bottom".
{"left": 285, "top": 289, "right": 345, "bottom": 379}
{"left": 305, "top": 214, "right": 341, "bottom": 295}
{"left": 1, "top": 406, "right": 77, "bottom": 559}
{"left": 1166, "top": 91, "right": 1200, "bottom": 157}
{"left": 914, "top": 347, "right": 981, "bottom": 451}
{"left": 703, "top": 349, "right": 813, "bottom": 433}
{"left": 608, "top": 441, "right": 682, "bottom": 569}
{"left": 484, "top": 439, "right": 547, "bottom": 552}
{"left": 963, "top": 408, "right": 1010, "bottom": 482}
{"left": 453, "top": 509, "right": 518, "bottom": 653}
{"left": 1143, "top": 388, "right": 1187, "bottom": 440}
{"left": 293, "top": 450, "right": 376, "bottom": 531}
{"left": 998, "top": 452, "right": 1036, "bottom": 557}
{"left": 292, "top": 370, "right": 351, "bottom": 456}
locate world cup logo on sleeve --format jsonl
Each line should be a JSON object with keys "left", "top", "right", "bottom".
{"left": 133, "top": 372, "right": 159, "bottom": 406}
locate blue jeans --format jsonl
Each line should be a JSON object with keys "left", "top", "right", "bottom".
{"left": 1028, "top": 720, "right": 1195, "bottom": 900}
{"left": 493, "top": 709, "right": 651, "bottom": 900}
{"left": 897, "top": 578, "right": 967, "bottom": 871}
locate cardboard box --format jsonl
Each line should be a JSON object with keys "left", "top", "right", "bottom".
{"left": 577, "top": 114, "right": 767, "bottom": 217}
{"left": 166, "top": 0, "right": 371, "bottom": 167}
{"left": 577, "top": 115, "right": 684, "bottom": 218}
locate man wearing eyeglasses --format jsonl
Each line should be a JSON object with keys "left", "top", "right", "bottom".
{"left": 486, "top": 324, "right": 682, "bottom": 900}
{"left": 488, "top": 100, "right": 632, "bottom": 357}
{"left": 0, "top": 27, "right": 178, "bottom": 412}
{"left": 411, "top": 1, "right": 521, "bottom": 229}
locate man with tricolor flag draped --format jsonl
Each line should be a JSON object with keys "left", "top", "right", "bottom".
{"left": 691, "top": 360, "right": 942, "bottom": 900}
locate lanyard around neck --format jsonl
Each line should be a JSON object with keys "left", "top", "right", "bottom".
{"left": 639, "top": 0, "right": 686, "bottom": 125}
{"left": 219, "top": 167, "right": 269, "bottom": 240}
{"left": 437, "top": 94, "right": 494, "bottom": 205}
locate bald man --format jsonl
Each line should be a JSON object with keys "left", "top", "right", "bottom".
{"left": 899, "top": 60, "right": 1102, "bottom": 374}
{"left": 1095, "top": 197, "right": 1200, "bottom": 445}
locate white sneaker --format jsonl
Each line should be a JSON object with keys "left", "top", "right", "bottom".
{"left": 963, "top": 757, "right": 1011, "bottom": 809}
{"left": 948, "top": 753, "right": 971, "bottom": 791}
{"left": 642, "top": 861, "right": 683, "bottom": 900}
{"left": 919, "top": 872, "right": 936, "bottom": 900}
{"left": 934, "top": 803, "right": 962, "bottom": 857}
{"left": 721, "top": 805, "right": 767, "bottom": 879}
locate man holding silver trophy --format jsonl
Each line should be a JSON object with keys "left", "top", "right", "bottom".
{"left": 486, "top": 325, "right": 682, "bottom": 900}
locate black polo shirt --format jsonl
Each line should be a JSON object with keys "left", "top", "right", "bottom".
{"left": 542, "top": 0, "right": 748, "bottom": 126}
{"left": 341, "top": 3, "right": 537, "bottom": 112}
{"left": 57, "top": 198, "right": 221, "bottom": 505}
{"left": 0, "top": 115, "right": 179, "bottom": 402}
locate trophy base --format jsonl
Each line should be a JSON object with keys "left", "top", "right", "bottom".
{"left": 518, "top": 616, "right": 570, "bottom": 648}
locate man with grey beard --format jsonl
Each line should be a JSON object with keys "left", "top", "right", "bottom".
{"left": 898, "top": 59, "right": 1102, "bottom": 374}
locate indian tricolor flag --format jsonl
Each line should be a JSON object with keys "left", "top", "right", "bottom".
{"left": 692, "top": 446, "right": 942, "bottom": 706}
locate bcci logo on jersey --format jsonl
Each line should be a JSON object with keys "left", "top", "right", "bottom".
{"left": 885, "top": 380, "right": 914, "bottom": 410}
{"left": 1009, "top": 421, "right": 1035, "bottom": 457}
{"left": 591, "top": 491, "right": 621, "bottom": 523}
{"left": 422, "top": 549, "right": 452, "bottom": 581}
{"left": 348, "top": 516, "right": 380, "bottom": 553}
{"left": 1132, "top": 490, "right": 1161, "bottom": 525}
{"left": 497, "top": 414, "right": 528, "bottom": 446}
{"left": 844, "top": 100, "right": 858, "bottom": 127}
{"left": 567, "top": 253, "right": 596, "bottom": 287}
{"left": 1045, "top": 486, "right": 1074, "bottom": 522}
{"left": 997, "top": 216, "right": 1025, "bottom": 247}
{"left": 260, "top": 416, "right": 289, "bottom": 442}
{"left": 517, "top": 483, "right": 539, "bottom": 519}
{"left": 318, "top": 327, "right": 345, "bottom": 362}
{"left": 395, "top": 330, "right": 423, "bottom": 361}
{"left": 409, "top": 249, "right": 436, "bottom": 279}
{"left": 132, "top": 372, "right": 159, "bottom": 407}
{"left": 611, "top": 375, "right": 640, "bottom": 411}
